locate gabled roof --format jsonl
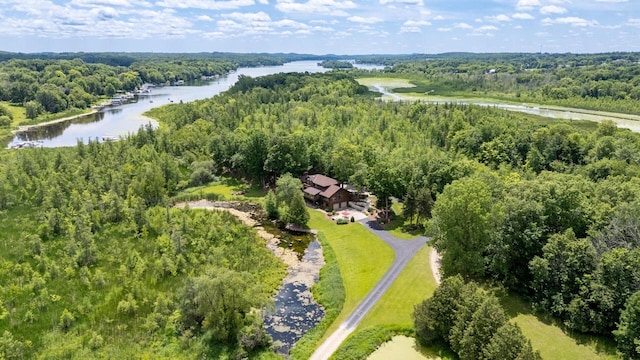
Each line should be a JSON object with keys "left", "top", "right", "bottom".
{"left": 307, "top": 174, "right": 339, "bottom": 188}
{"left": 304, "top": 187, "right": 322, "bottom": 196}
{"left": 320, "top": 184, "right": 342, "bottom": 199}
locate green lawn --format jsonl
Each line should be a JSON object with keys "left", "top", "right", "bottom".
{"left": 308, "top": 210, "right": 394, "bottom": 339}
{"left": 384, "top": 202, "right": 422, "bottom": 240}
{"left": 177, "top": 177, "right": 265, "bottom": 201}
{"left": 0, "top": 101, "right": 26, "bottom": 126}
{"left": 359, "top": 245, "right": 436, "bottom": 328}
{"left": 502, "top": 296, "right": 618, "bottom": 360}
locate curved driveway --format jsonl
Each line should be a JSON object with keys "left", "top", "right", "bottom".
{"left": 309, "top": 219, "right": 429, "bottom": 360}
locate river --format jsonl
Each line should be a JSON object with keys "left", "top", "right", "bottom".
{"left": 367, "top": 81, "right": 640, "bottom": 133}
{"left": 12, "top": 62, "right": 639, "bottom": 147}
{"left": 9, "top": 61, "right": 383, "bottom": 148}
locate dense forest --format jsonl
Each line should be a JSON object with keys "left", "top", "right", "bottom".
{"left": 0, "top": 58, "right": 236, "bottom": 121}
{"left": 1, "top": 54, "right": 640, "bottom": 358}
{"left": 148, "top": 72, "right": 640, "bottom": 358}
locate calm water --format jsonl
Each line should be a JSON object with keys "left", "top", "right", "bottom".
{"left": 372, "top": 84, "right": 640, "bottom": 133}
{"left": 9, "top": 61, "right": 382, "bottom": 148}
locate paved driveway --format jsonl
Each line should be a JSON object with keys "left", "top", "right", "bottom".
{"left": 309, "top": 219, "right": 429, "bottom": 360}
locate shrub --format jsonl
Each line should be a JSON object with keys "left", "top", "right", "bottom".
{"left": 0, "top": 115, "right": 10, "bottom": 128}
{"left": 336, "top": 218, "right": 349, "bottom": 225}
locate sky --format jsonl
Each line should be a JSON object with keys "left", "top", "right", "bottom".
{"left": 0, "top": 0, "right": 639, "bottom": 54}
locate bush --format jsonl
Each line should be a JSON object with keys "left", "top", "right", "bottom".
{"left": 0, "top": 104, "right": 12, "bottom": 120}
{"left": 350, "top": 216, "right": 355, "bottom": 223}
{"left": 336, "top": 218, "right": 349, "bottom": 225}
{"left": 0, "top": 115, "right": 10, "bottom": 128}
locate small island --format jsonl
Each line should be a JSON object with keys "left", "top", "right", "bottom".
{"left": 318, "top": 60, "right": 354, "bottom": 69}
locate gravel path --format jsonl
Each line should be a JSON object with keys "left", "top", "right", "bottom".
{"left": 429, "top": 247, "right": 442, "bottom": 285}
{"left": 309, "top": 219, "right": 429, "bottom": 360}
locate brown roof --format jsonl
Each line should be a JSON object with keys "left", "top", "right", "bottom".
{"left": 307, "top": 174, "right": 339, "bottom": 188}
{"left": 320, "top": 184, "right": 342, "bottom": 198}
{"left": 304, "top": 187, "right": 322, "bottom": 196}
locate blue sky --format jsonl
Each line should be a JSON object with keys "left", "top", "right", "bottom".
{"left": 0, "top": 0, "right": 638, "bottom": 54}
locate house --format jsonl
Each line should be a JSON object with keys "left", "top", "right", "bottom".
{"left": 302, "top": 174, "right": 351, "bottom": 210}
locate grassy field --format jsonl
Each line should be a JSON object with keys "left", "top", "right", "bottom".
{"left": 0, "top": 101, "right": 26, "bottom": 126}
{"left": 502, "top": 296, "right": 618, "bottom": 360}
{"left": 359, "top": 245, "right": 436, "bottom": 328}
{"left": 175, "top": 177, "right": 265, "bottom": 201}
{"left": 308, "top": 210, "right": 394, "bottom": 340}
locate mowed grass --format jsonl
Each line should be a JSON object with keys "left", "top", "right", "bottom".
{"left": 359, "top": 245, "right": 436, "bottom": 328}
{"left": 308, "top": 210, "right": 394, "bottom": 339}
{"left": 502, "top": 296, "right": 618, "bottom": 360}
{"left": 178, "top": 177, "right": 264, "bottom": 201}
{"left": 0, "top": 101, "right": 27, "bottom": 126}
{"left": 384, "top": 202, "right": 422, "bottom": 240}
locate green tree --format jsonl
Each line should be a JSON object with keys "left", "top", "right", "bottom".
{"left": 35, "top": 83, "right": 67, "bottom": 113}
{"left": 529, "top": 229, "right": 598, "bottom": 317}
{"left": 403, "top": 184, "right": 418, "bottom": 226}
{"left": 180, "top": 267, "right": 266, "bottom": 343}
{"left": 285, "top": 192, "right": 310, "bottom": 227}
{"left": 413, "top": 275, "right": 466, "bottom": 345}
{"left": 432, "top": 176, "right": 497, "bottom": 279}
{"left": 458, "top": 296, "right": 507, "bottom": 360}
{"left": 483, "top": 323, "right": 542, "bottom": 360}
{"left": 264, "top": 190, "right": 278, "bottom": 220}
{"left": 274, "top": 173, "right": 309, "bottom": 227}
{"left": 0, "top": 331, "right": 24, "bottom": 359}
{"left": 614, "top": 291, "right": 640, "bottom": 360}
{"left": 24, "top": 100, "right": 42, "bottom": 119}
{"left": 367, "top": 160, "right": 401, "bottom": 222}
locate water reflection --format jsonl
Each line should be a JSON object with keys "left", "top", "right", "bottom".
{"left": 14, "top": 112, "right": 105, "bottom": 142}
{"left": 264, "top": 238, "right": 325, "bottom": 355}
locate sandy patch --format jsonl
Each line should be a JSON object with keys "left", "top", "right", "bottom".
{"left": 429, "top": 247, "right": 442, "bottom": 285}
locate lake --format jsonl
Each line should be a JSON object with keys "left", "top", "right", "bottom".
{"left": 9, "top": 61, "right": 383, "bottom": 148}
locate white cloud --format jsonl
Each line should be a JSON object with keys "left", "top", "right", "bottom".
{"left": 543, "top": 16, "right": 599, "bottom": 27}
{"left": 485, "top": 14, "right": 511, "bottom": 22}
{"left": 156, "top": 0, "right": 255, "bottom": 10}
{"left": 223, "top": 11, "right": 271, "bottom": 22}
{"left": 403, "top": 20, "right": 431, "bottom": 27}
{"left": 275, "top": 0, "right": 357, "bottom": 16}
{"left": 477, "top": 25, "right": 498, "bottom": 32}
{"left": 400, "top": 19, "right": 431, "bottom": 32}
{"left": 512, "top": 13, "right": 534, "bottom": 20}
{"left": 348, "top": 16, "right": 383, "bottom": 24}
{"left": 516, "top": 0, "right": 541, "bottom": 11}
{"left": 380, "top": 0, "right": 423, "bottom": 5}
{"left": 437, "top": 27, "right": 451, "bottom": 31}
{"left": 197, "top": 15, "right": 213, "bottom": 21}
{"left": 70, "top": 0, "right": 135, "bottom": 7}
{"left": 627, "top": 18, "right": 640, "bottom": 27}
{"left": 540, "top": 5, "right": 567, "bottom": 15}
{"left": 595, "top": 0, "right": 627, "bottom": 2}
{"left": 455, "top": 22, "right": 473, "bottom": 29}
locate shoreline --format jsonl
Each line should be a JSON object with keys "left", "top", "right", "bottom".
{"left": 11, "top": 108, "right": 99, "bottom": 135}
